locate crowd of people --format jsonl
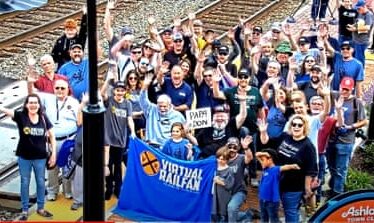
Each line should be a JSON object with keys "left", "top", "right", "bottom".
{"left": 0, "top": 0, "right": 372, "bottom": 221}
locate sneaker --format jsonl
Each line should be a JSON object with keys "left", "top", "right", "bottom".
{"left": 47, "top": 194, "right": 56, "bottom": 201}
{"left": 250, "top": 179, "right": 259, "bottom": 188}
{"left": 37, "top": 209, "right": 53, "bottom": 218}
{"left": 71, "top": 202, "right": 83, "bottom": 211}
{"left": 19, "top": 212, "right": 28, "bottom": 221}
{"left": 64, "top": 193, "right": 73, "bottom": 199}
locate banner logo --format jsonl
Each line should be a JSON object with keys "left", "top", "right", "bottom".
{"left": 140, "top": 151, "right": 160, "bottom": 176}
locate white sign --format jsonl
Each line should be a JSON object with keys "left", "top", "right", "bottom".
{"left": 186, "top": 107, "right": 211, "bottom": 129}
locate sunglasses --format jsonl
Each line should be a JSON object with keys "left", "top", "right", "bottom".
{"left": 132, "top": 51, "right": 142, "bottom": 54}
{"left": 238, "top": 75, "right": 249, "bottom": 79}
{"left": 291, "top": 122, "right": 304, "bottom": 128}
{"left": 311, "top": 102, "right": 322, "bottom": 106}
{"left": 174, "top": 40, "right": 183, "bottom": 43}
{"left": 55, "top": 86, "right": 66, "bottom": 90}
{"left": 203, "top": 74, "right": 212, "bottom": 78}
{"left": 305, "top": 60, "right": 315, "bottom": 63}
{"left": 228, "top": 145, "right": 237, "bottom": 149}
{"left": 128, "top": 76, "right": 138, "bottom": 81}
{"left": 272, "top": 30, "right": 281, "bottom": 34}
{"left": 140, "top": 61, "right": 149, "bottom": 66}
{"left": 341, "top": 47, "right": 351, "bottom": 51}
{"left": 218, "top": 52, "right": 229, "bottom": 56}
{"left": 252, "top": 32, "right": 261, "bottom": 36}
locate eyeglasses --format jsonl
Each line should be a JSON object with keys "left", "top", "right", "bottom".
{"left": 238, "top": 75, "right": 249, "bottom": 79}
{"left": 55, "top": 86, "right": 66, "bottom": 90}
{"left": 132, "top": 51, "right": 142, "bottom": 54}
{"left": 128, "top": 76, "right": 138, "bottom": 81}
{"left": 291, "top": 122, "right": 304, "bottom": 128}
{"left": 218, "top": 52, "right": 229, "bottom": 56}
{"left": 341, "top": 47, "right": 351, "bottom": 51}
{"left": 174, "top": 40, "right": 183, "bottom": 43}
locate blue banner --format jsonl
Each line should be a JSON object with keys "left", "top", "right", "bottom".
{"left": 113, "top": 138, "right": 217, "bottom": 222}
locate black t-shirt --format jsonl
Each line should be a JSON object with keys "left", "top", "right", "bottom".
{"left": 277, "top": 133, "right": 318, "bottom": 192}
{"left": 196, "top": 118, "right": 239, "bottom": 158}
{"left": 339, "top": 6, "right": 358, "bottom": 37}
{"left": 297, "top": 82, "right": 318, "bottom": 103}
{"left": 13, "top": 111, "right": 53, "bottom": 160}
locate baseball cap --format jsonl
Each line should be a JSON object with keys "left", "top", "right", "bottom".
{"left": 213, "top": 104, "right": 230, "bottom": 113}
{"left": 70, "top": 43, "right": 82, "bottom": 50}
{"left": 226, "top": 137, "right": 239, "bottom": 147}
{"left": 121, "top": 26, "right": 134, "bottom": 36}
{"left": 354, "top": 0, "right": 366, "bottom": 10}
{"left": 340, "top": 77, "right": 355, "bottom": 90}
{"left": 113, "top": 81, "right": 126, "bottom": 89}
{"left": 173, "top": 32, "right": 184, "bottom": 41}
{"left": 298, "top": 36, "right": 310, "bottom": 45}
{"left": 271, "top": 22, "right": 282, "bottom": 32}
{"left": 218, "top": 45, "right": 229, "bottom": 55}
{"left": 239, "top": 126, "right": 251, "bottom": 138}
{"left": 310, "top": 64, "right": 322, "bottom": 72}
{"left": 131, "top": 42, "right": 141, "bottom": 50}
{"left": 238, "top": 68, "right": 250, "bottom": 78}
{"left": 193, "top": 19, "right": 203, "bottom": 27}
{"left": 253, "top": 26, "right": 263, "bottom": 33}
{"left": 340, "top": 40, "right": 352, "bottom": 48}
{"left": 162, "top": 28, "right": 173, "bottom": 34}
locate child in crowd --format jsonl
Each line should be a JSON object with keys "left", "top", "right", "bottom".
{"left": 256, "top": 149, "right": 300, "bottom": 223}
{"left": 212, "top": 146, "right": 234, "bottom": 223}
{"left": 161, "top": 122, "right": 198, "bottom": 160}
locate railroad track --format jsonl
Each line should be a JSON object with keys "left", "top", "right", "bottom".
{"left": 0, "top": 0, "right": 304, "bottom": 214}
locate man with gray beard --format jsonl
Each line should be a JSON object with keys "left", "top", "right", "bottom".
{"left": 196, "top": 95, "right": 247, "bottom": 158}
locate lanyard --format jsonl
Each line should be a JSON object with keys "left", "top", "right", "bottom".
{"left": 56, "top": 97, "right": 68, "bottom": 121}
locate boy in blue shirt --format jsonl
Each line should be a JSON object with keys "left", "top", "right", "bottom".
{"left": 256, "top": 149, "right": 300, "bottom": 223}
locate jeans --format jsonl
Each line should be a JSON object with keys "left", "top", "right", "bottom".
{"left": 327, "top": 143, "right": 353, "bottom": 193}
{"left": 353, "top": 42, "right": 368, "bottom": 67}
{"left": 260, "top": 200, "right": 280, "bottom": 223}
{"left": 281, "top": 191, "right": 303, "bottom": 223}
{"left": 316, "top": 153, "right": 327, "bottom": 202}
{"left": 18, "top": 157, "right": 46, "bottom": 212}
{"left": 72, "top": 165, "right": 83, "bottom": 204}
{"left": 227, "top": 191, "right": 248, "bottom": 223}
{"left": 311, "top": 0, "right": 329, "bottom": 21}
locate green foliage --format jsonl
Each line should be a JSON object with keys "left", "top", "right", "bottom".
{"left": 362, "top": 143, "right": 374, "bottom": 173}
{"left": 345, "top": 168, "right": 374, "bottom": 191}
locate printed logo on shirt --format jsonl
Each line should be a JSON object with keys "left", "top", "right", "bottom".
{"left": 179, "top": 92, "right": 186, "bottom": 97}
{"left": 111, "top": 106, "right": 127, "bottom": 118}
{"left": 23, "top": 127, "right": 44, "bottom": 136}
{"left": 278, "top": 141, "right": 300, "bottom": 158}
{"left": 343, "top": 12, "right": 357, "bottom": 18}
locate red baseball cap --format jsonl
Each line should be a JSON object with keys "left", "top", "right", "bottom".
{"left": 340, "top": 77, "right": 355, "bottom": 90}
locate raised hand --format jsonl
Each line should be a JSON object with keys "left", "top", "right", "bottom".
{"left": 27, "top": 53, "right": 36, "bottom": 66}
{"left": 238, "top": 15, "right": 246, "bottom": 26}
{"left": 227, "top": 28, "right": 235, "bottom": 40}
{"left": 334, "top": 96, "right": 344, "bottom": 110}
{"left": 243, "top": 22, "right": 252, "bottom": 35}
{"left": 212, "top": 69, "right": 222, "bottom": 82}
{"left": 283, "top": 23, "right": 291, "bottom": 36}
{"left": 240, "top": 135, "right": 253, "bottom": 148}
{"left": 173, "top": 16, "right": 181, "bottom": 27}
{"left": 188, "top": 12, "right": 195, "bottom": 20}
{"left": 107, "top": 0, "right": 116, "bottom": 9}
{"left": 257, "top": 118, "right": 268, "bottom": 132}
{"left": 147, "top": 14, "right": 156, "bottom": 25}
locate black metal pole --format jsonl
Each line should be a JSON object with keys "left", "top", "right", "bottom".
{"left": 83, "top": 0, "right": 106, "bottom": 221}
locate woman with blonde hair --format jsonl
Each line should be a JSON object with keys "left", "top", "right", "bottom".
{"left": 258, "top": 114, "right": 318, "bottom": 223}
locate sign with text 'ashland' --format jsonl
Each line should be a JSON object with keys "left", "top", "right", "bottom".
{"left": 186, "top": 107, "right": 211, "bottom": 129}
{"left": 113, "top": 138, "right": 216, "bottom": 222}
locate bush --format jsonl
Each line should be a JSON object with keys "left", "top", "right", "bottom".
{"left": 345, "top": 168, "right": 374, "bottom": 191}
{"left": 362, "top": 143, "right": 374, "bottom": 173}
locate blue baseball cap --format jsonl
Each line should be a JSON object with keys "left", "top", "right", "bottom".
{"left": 354, "top": 0, "right": 366, "bottom": 10}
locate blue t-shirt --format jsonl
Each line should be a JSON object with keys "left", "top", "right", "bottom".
{"left": 58, "top": 59, "right": 89, "bottom": 100}
{"left": 259, "top": 166, "right": 281, "bottom": 202}
{"left": 267, "top": 106, "right": 287, "bottom": 139}
{"left": 162, "top": 138, "right": 190, "bottom": 160}
{"left": 195, "top": 81, "right": 224, "bottom": 109}
{"left": 294, "top": 73, "right": 311, "bottom": 85}
{"left": 332, "top": 53, "right": 364, "bottom": 91}
{"left": 162, "top": 78, "right": 193, "bottom": 109}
